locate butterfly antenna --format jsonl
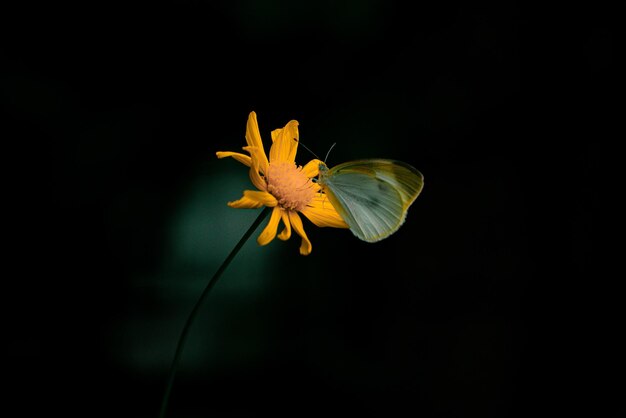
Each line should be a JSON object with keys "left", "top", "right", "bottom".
{"left": 293, "top": 138, "right": 320, "bottom": 160}
{"left": 324, "top": 142, "right": 337, "bottom": 163}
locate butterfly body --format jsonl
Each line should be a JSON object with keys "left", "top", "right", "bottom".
{"left": 317, "top": 159, "right": 424, "bottom": 242}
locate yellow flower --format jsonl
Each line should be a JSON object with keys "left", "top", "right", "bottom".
{"left": 216, "top": 111, "right": 348, "bottom": 255}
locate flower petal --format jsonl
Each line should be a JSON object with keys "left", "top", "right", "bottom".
{"left": 228, "top": 190, "right": 277, "bottom": 208}
{"left": 300, "top": 193, "right": 349, "bottom": 228}
{"left": 257, "top": 207, "right": 282, "bottom": 246}
{"left": 246, "top": 112, "right": 269, "bottom": 170}
{"left": 243, "top": 145, "right": 270, "bottom": 178}
{"left": 269, "top": 120, "right": 299, "bottom": 163}
{"left": 288, "top": 211, "right": 312, "bottom": 256}
{"left": 302, "top": 159, "right": 322, "bottom": 178}
{"left": 216, "top": 151, "right": 252, "bottom": 167}
{"left": 243, "top": 146, "right": 267, "bottom": 191}
{"left": 277, "top": 210, "right": 292, "bottom": 241}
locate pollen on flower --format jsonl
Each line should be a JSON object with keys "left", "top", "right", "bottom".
{"left": 265, "top": 161, "right": 316, "bottom": 211}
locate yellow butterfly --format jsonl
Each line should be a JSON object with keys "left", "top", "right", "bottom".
{"left": 317, "top": 159, "right": 424, "bottom": 242}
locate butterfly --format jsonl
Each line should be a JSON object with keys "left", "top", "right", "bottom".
{"left": 317, "top": 159, "right": 424, "bottom": 242}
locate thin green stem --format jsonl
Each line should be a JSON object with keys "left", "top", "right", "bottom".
{"left": 158, "top": 207, "right": 271, "bottom": 418}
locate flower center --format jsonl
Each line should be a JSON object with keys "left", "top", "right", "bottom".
{"left": 265, "top": 161, "right": 315, "bottom": 211}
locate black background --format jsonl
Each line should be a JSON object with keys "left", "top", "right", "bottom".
{"left": 2, "top": 1, "right": 619, "bottom": 417}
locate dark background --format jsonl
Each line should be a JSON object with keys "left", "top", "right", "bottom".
{"left": 2, "top": 1, "right": 619, "bottom": 417}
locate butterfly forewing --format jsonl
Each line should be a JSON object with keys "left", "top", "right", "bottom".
{"left": 362, "top": 160, "right": 424, "bottom": 207}
{"left": 321, "top": 159, "right": 424, "bottom": 242}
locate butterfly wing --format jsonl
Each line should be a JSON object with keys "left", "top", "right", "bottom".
{"left": 321, "top": 159, "right": 424, "bottom": 242}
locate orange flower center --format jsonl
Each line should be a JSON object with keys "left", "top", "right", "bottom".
{"left": 265, "top": 161, "right": 315, "bottom": 211}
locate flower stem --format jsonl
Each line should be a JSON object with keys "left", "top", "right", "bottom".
{"left": 158, "top": 206, "right": 271, "bottom": 418}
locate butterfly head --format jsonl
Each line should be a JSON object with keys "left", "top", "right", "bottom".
{"left": 316, "top": 161, "right": 330, "bottom": 183}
